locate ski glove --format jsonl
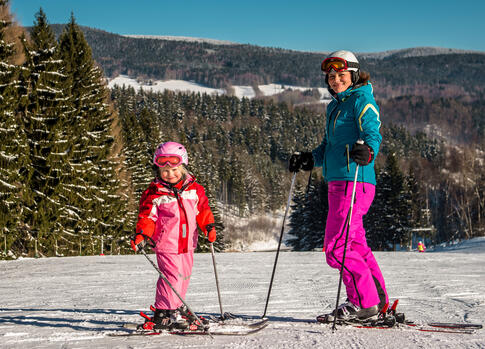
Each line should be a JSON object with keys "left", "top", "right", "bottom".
{"left": 131, "top": 232, "right": 147, "bottom": 252}
{"left": 349, "top": 142, "right": 374, "bottom": 166}
{"left": 205, "top": 224, "right": 217, "bottom": 243}
{"left": 289, "top": 151, "right": 314, "bottom": 172}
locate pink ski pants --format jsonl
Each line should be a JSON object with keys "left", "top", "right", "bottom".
{"left": 324, "top": 181, "right": 388, "bottom": 309}
{"left": 154, "top": 252, "right": 194, "bottom": 310}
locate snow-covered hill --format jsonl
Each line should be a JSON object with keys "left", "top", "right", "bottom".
{"left": 123, "top": 34, "right": 236, "bottom": 46}
{"left": 1, "top": 238, "right": 484, "bottom": 348}
{"left": 107, "top": 75, "right": 332, "bottom": 102}
{"left": 357, "top": 46, "right": 484, "bottom": 59}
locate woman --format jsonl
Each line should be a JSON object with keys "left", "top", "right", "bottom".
{"left": 289, "top": 50, "right": 388, "bottom": 322}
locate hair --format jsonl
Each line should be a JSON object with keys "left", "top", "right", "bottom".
{"left": 355, "top": 70, "right": 371, "bottom": 85}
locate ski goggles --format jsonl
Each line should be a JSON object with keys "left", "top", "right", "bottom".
{"left": 154, "top": 154, "right": 183, "bottom": 168}
{"left": 321, "top": 57, "right": 359, "bottom": 73}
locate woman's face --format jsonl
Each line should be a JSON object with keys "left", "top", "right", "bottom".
{"left": 159, "top": 166, "right": 183, "bottom": 184}
{"left": 327, "top": 70, "right": 352, "bottom": 93}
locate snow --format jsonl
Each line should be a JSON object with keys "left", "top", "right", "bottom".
{"left": 1, "top": 238, "right": 484, "bottom": 348}
{"left": 123, "top": 35, "right": 236, "bottom": 46}
{"left": 107, "top": 75, "right": 332, "bottom": 102}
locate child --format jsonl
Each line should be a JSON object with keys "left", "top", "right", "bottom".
{"left": 417, "top": 241, "right": 426, "bottom": 253}
{"left": 131, "top": 141, "right": 217, "bottom": 330}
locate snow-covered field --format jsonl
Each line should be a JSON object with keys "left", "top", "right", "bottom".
{"left": 107, "top": 75, "right": 331, "bottom": 102}
{"left": 1, "top": 238, "right": 484, "bottom": 348}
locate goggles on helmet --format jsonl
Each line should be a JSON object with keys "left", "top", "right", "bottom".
{"left": 155, "top": 154, "right": 183, "bottom": 168}
{"left": 321, "top": 57, "right": 359, "bottom": 73}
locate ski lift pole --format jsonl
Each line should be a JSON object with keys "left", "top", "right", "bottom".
{"left": 262, "top": 171, "right": 297, "bottom": 318}
{"left": 210, "top": 242, "right": 225, "bottom": 319}
{"left": 139, "top": 248, "right": 205, "bottom": 328}
{"left": 332, "top": 161, "right": 360, "bottom": 332}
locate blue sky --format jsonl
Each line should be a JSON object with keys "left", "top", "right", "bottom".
{"left": 10, "top": 0, "right": 485, "bottom": 53}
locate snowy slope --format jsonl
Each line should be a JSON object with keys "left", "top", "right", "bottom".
{"left": 1, "top": 239, "right": 484, "bottom": 348}
{"left": 123, "top": 35, "right": 236, "bottom": 46}
{"left": 107, "top": 75, "right": 332, "bottom": 103}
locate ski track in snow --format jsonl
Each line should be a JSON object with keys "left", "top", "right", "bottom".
{"left": 1, "top": 239, "right": 485, "bottom": 348}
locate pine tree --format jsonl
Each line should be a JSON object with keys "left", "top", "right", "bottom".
{"left": 366, "top": 153, "right": 409, "bottom": 250}
{"left": 0, "top": 0, "right": 30, "bottom": 257}
{"left": 56, "top": 14, "right": 129, "bottom": 255}
{"left": 17, "top": 8, "right": 69, "bottom": 256}
{"left": 287, "top": 177, "right": 328, "bottom": 251}
{"left": 286, "top": 184, "right": 308, "bottom": 251}
{"left": 364, "top": 166, "right": 389, "bottom": 251}
{"left": 405, "top": 164, "right": 432, "bottom": 247}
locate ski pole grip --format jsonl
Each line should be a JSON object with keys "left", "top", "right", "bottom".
{"left": 130, "top": 232, "right": 156, "bottom": 250}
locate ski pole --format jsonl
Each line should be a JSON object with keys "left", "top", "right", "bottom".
{"left": 262, "top": 171, "right": 297, "bottom": 318}
{"left": 210, "top": 242, "right": 225, "bottom": 319}
{"left": 331, "top": 159, "right": 361, "bottom": 332}
{"left": 139, "top": 248, "right": 205, "bottom": 328}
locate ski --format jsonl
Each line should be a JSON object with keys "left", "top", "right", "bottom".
{"left": 209, "top": 318, "right": 270, "bottom": 329}
{"left": 317, "top": 319, "right": 477, "bottom": 334}
{"left": 389, "top": 299, "right": 482, "bottom": 333}
{"left": 109, "top": 318, "right": 269, "bottom": 337}
{"left": 402, "top": 321, "right": 480, "bottom": 334}
{"left": 426, "top": 322, "right": 482, "bottom": 330}
{"left": 172, "top": 322, "right": 268, "bottom": 336}
{"left": 122, "top": 317, "right": 268, "bottom": 330}
{"left": 316, "top": 299, "right": 481, "bottom": 334}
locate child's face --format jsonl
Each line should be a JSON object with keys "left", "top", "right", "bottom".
{"left": 159, "top": 166, "right": 183, "bottom": 184}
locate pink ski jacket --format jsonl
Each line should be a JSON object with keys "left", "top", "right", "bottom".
{"left": 136, "top": 174, "right": 215, "bottom": 254}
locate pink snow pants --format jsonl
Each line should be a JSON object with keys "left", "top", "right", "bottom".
{"left": 154, "top": 252, "right": 194, "bottom": 310}
{"left": 324, "top": 181, "right": 388, "bottom": 309}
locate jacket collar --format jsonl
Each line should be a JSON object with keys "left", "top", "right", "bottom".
{"left": 154, "top": 173, "right": 196, "bottom": 193}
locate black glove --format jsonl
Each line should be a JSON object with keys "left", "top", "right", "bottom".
{"left": 289, "top": 151, "right": 314, "bottom": 172}
{"left": 349, "top": 142, "right": 374, "bottom": 166}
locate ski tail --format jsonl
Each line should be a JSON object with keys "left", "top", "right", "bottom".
{"left": 427, "top": 322, "right": 482, "bottom": 330}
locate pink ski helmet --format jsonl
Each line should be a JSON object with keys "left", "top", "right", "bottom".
{"left": 153, "top": 142, "right": 188, "bottom": 168}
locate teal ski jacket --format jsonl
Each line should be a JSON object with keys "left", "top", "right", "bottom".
{"left": 312, "top": 83, "right": 382, "bottom": 185}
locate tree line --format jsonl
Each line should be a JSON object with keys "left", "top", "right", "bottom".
{"left": 1, "top": 2, "right": 483, "bottom": 259}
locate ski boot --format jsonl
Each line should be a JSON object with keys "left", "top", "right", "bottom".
{"left": 152, "top": 308, "right": 189, "bottom": 330}
{"left": 317, "top": 301, "right": 379, "bottom": 324}
{"left": 138, "top": 307, "right": 188, "bottom": 331}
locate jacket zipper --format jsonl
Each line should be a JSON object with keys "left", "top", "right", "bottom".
{"left": 333, "top": 110, "right": 341, "bottom": 135}
{"left": 325, "top": 104, "right": 340, "bottom": 178}
{"left": 172, "top": 187, "right": 190, "bottom": 253}
{"left": 346, "top": 144, "right": 350, "bottom": 172}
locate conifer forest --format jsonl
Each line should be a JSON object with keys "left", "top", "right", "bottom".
{"left": 1, "top": 1, "right": 484, "bottom": 259}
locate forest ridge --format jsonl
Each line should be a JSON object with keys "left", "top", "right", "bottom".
{"left": 45, "top": 24, "right": 485, "bottom": 100}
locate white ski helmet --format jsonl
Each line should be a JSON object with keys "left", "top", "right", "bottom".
{"left": 153, "top": 142, "right": 188, "bottom": 168}
{"left": 322, "top": 50, "right": 360, "bottom": 84}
